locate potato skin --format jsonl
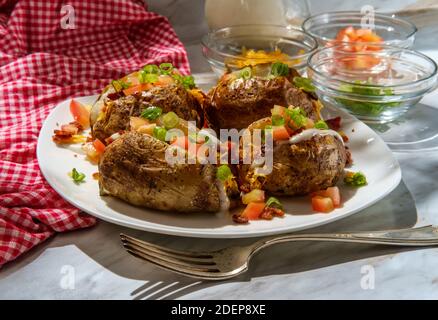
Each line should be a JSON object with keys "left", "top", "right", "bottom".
{"left": 92, "top": 84, "right": 203, "bottom": 142}
{"left": 207, "top": 75, "right": 320, "bottom": 131}
{"left": 239, "top": 119, "right": 347, "bottom": 196}
{"left": 98, "top": 132, "right": 221, "bottom": 212}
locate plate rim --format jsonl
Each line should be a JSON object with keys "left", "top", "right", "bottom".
{"left": 37, "top": 94, "right": 402, "bottom": 238}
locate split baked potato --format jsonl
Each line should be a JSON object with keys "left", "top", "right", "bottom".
{"left": 206, "top": 64, "right": 322, "bottom": 130}
{"left": 90, "top": 65, "right": 205, "bottom": 143}
{"left": 98, "top": 131, "right": 223, "bottom": 212}
{"left": 238, "top": 115, "right": 347, "bottom": 196}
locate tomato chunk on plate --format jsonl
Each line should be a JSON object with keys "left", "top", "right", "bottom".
{"left": 242, "top": 202, "right": 265, "bottom": 220}
{"left": 93, "top": 139, "right": 106, "bottom": 154}
{"left": 70, "top": 99, "right": 90, "bottom": 129}
{"left": 311, "top": 196, "right": 334, "bottom": 213}
{"left": 272, "top": 126, "right": 290, "bottom": 141}
{"left": 312, "top": 186, "right": 341, "bottom": 207}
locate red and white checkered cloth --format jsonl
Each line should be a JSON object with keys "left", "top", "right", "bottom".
{"left": 0, "top": 0, "right": 190, "bottom": 266}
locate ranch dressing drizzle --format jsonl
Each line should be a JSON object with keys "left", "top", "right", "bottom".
{"left": 288, "top": 129, "right": 344, "bottom": 146}
{"left": 215, "top": 179, "right": 231, "bottom": 213}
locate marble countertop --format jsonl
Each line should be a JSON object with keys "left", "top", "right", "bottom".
{"left": 2, "top": 0, "right": 438, "bottom": 300}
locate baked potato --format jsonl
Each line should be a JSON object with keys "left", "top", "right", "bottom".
{"left": 238, "top": 116, "right": 347, "bottom": 196}
{"left": 206, "top": 64, "right": 322, "bottom": 130}
{"left": 90, "top": 65, "right": 204, "bottom": 143}
{"left": 98, "top": 131, "right": 223, "bottom": 212}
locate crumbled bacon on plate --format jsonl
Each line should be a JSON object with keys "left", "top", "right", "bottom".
{"left": 260, "top": 207, "right": 284, "bottom": 220}
{"left": 52, "top": 121, "right": 85, "bottom": 144}
{"left": 232, "top": 213, "right": 249, "bottom": 224}
{"left": 326, "top": 116, "right": 342, "bottom": 131}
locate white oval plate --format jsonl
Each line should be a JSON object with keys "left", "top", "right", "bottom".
{"left": 37, "top": 94, "right": 401, "bottom": 238}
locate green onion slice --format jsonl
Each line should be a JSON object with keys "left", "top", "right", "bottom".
{"left": 270, "top": 62, "right": 289, "bottom": 77}
{"left": 293, "top": 76, "right": 316, "bottom": 93}
{"left": 153, "top": 126, "right": 167, "bottom": 142}
{"left": 239, "top": 67, "right": 252, "bottom": 80}
{"left": 271, "top": 115, "right": 285, "bottom": 126}
{"left": 143, "top": 64, "right": 160, "bottom": 74}
{"left": 266, "top": 196, "right": 283, "bottom": 209}
{"left": 162, "top": 111, "right": 179, "bottom": 129}
{"left": 111, "top": 80, "right": 130, "bottom": 92}
{"left": 344, "top": 171, "right": 367, "bottom": 187}
{"left": 314, "top": 120, "right": 329, "bottom": 130}
{"left": 216, "top": 165, "right": 233, "bottom": 181}
{"left": 141, "top": 106, "right": 162, "bottom": 120}
{"left": 70, "top": 168, "right": 85, "bottom": 183}
{"left": 172, "top": 74, "right": 196, "bottom": 89}
{"left": 285, "top": 108, "right": 307, "bottom": 128}
{"left": 181, "top": 75, "right": 195, "bottom": 89}
{"left": 159, "top": 63, "right": 174, "bottom": 75}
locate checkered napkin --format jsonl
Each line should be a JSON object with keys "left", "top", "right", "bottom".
{"left": 0, "top": 0, "right": 190, "bottom": 266}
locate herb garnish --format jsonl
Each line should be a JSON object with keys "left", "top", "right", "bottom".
{"left": 70, "top": 168, "right": 86, "bottom": 183}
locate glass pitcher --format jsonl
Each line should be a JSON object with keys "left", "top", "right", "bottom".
{"left": 205, "top": 0, "right": 310, "bottom": 30}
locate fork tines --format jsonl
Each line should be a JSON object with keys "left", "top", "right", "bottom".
{"left": 120, "top": 234, "right": 222, "bottom": 278}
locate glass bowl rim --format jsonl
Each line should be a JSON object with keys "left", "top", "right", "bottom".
{"left": 201, "top": 24, "right": 319, "bottom": 63}
{"left": 302, "top": 11, "right": 418, "bottom": 44}
{"left": 307, "top": 44, "right": 438, "bottom": 91}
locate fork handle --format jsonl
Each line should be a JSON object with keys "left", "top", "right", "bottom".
{"left": 253, "top": 225, "right": 438, "bottom": 252}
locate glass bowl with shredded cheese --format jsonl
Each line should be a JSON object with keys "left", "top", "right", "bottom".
{"left": 202, "top": 25, "right": 318, "bottom": 76}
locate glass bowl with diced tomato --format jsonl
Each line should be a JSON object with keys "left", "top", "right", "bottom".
{"left": 201, "top": 25, "right": 318, "bottom": 76}
{"left": 307, "top": 45, "right": 438, "bottom": 123}
{"left": 302, "top": 11, "right": 417, "bottom": 50}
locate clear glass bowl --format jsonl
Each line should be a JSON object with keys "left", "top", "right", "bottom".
{"left": 307, "top": 45, "right": 438, "bottom": 123}
{"left": 201, "top": 25, "right": 318, "bottom": 76}
{"left": 302, "top": 11, "right": 417, "bottom": 49}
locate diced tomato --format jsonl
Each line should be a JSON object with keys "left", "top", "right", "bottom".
{"left": 242, "top": 189, "right": 265, "bottom": 205}
{"left": 325, "top": 187, "right": 341, "bottom": 207}
{"left": 123, "top": 83, "right": 152, "bottom": 96}
{"left": 337, "top": 26, "right": 357, "bottom": 42}
{"left": 156, "top": 75, "right": 175, "bottom": 86}
{"left": 171, "top": 135, "right": 189, "bottom": 150}
{"left": 272, "top": 126, "right": 290, "bottom": 141}
{"left": 130, "top": 116, "right": 149, "bottom": 130}
{"left": 242, "top": 202, "right": 266, "bottom": 220}
{"left": 285, "top": 125, "right": 295, "bottom": 136}
{"left": 311, "top": 196, "right": 334, "bottom": 213}
{"left": 312, "top": 186, "right": 341, "bottom": 207}
{"left": 92, "top": 139, "right": 106, "bottom": 154}
{"left": 70, "top": 100, "right": 90, "bottom": 129}
{"left": 124, "top": 72, "right": 141, "bottom": 86}
{"left": 271, "top": 105, "right": 286, "bottom": 117}
{"left": 332, "top": 27, "right": 383, "bottom": 69}
{"left": 344, "top": 26, "right": 358, "bottom": 39}
{"left": 360, "top": 32, "right": 383, "bottom": 43}
{"left": 335, "top": 27, "right": 382, "bottom": 45}
{"left": 355, "top": 28, "right": 371, "bottom": 38}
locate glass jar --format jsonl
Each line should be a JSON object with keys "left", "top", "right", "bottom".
{"left": 205, "top": 0, "right": 310, "bottom": 30}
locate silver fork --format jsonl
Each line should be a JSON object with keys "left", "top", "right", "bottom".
{"left": 120, "top": 225, "right": 438, "bottom": 280}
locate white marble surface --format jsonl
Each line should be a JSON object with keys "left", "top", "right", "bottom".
{"left": 2, "top": 0, "right": 438, "bottom": 300}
